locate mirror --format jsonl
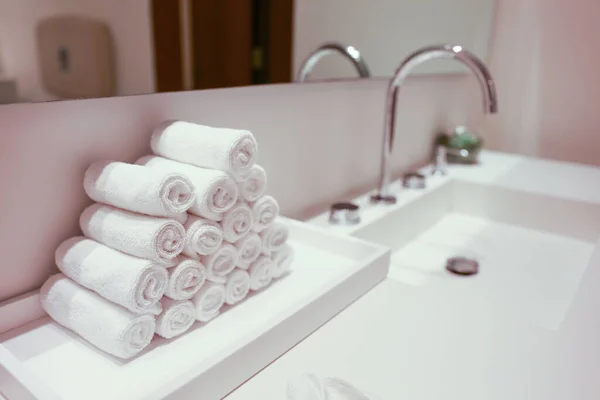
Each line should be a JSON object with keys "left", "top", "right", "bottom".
{"left": 0, "top": 0, "right": 495, "bottom": 104}
{"left": 295, "top": 0, "right": 495, "bottom": 80}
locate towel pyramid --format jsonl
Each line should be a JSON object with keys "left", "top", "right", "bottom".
{"left": 40, "top": 121, "right": 294, "bottom": 359}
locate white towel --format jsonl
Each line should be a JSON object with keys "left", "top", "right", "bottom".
{"left": 272, "top": 244, "right": 294, "bottom": 278}
{"left": 248, "top": 256, "right": 274, "bottom": 291}
{"left": 40, "top": 274, "right": 156, "bottom": 359}
{"left": 260, "top": 220, "right": 289, "bottom": 255}
{"left": 84, "top": 161, "right": 195, "bottom": 219}
{"left": 287, "top": 375, "right": 375, "bottom": 400}
{"left": 56, "top": 237, "right": 167, "bottom": 314}
{"left": 192, "top": 282, "right": 226, "bottom": 322}
{"left": 155, "top": 298, "right": 196, "bottom": 339}
{"left": 224, "top": 268, "right": 250, "bottom": 305}
{"left": 80, "top": 203, "right": 185, "bottom": 265}
{"left": 232, "top": 232, "right": 262, "bottom": 269}
{"left": 323, "top": 377, "right": 376, "bottom": 400}
{"left": 221, "top": 202, "right": 253, "bottom": 243}
{"left": 183, "top": 215, "right": 223, "bottom": 257}
{"left": 165, "top": 258, "right": 207, "bottom": 300}
{"left": 151, "top": 120, "right": 258, "bottom": 180}
{"left": 251, "top": 195, "right": 279, "bottom": 232}
{"left": 137, "top": 156, "right": 238, "bottom": 221}
{"left": 237, "top": 164, "right": 267, "bottom": 203}
{"left": 162, "top": 255, "right": 181, "bottom": 268}
{"left": 171, "top": 213, "right": 189, "bottom": 225}
{"left": 200, "top": 243, "right": 238, "bottom": 284}
{"left": 286, "top": 373, "right": 327, "bottom": 400}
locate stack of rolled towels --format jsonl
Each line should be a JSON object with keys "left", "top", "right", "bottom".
{"left": 40, "top": 121, "right": 294, "bottom": 359}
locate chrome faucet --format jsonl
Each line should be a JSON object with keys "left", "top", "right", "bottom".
{"left": 370, "top": 44, "right": 498, "bottom": 204}
{"left": 296, "top": 42, "right": 371, "bottom": 82}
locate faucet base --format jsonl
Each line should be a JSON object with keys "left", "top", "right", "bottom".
{"left": 329, "top": 202, "right": 361, "bottom": 225}
{"left": 369, "top": 193, "right": 397, "bottom": 205}
{"left": 402, "top": 172, "right": 426, "bottom": 189}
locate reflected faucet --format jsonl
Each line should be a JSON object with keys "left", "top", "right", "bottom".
{"left": 296, "top": 42, "right": 371, "bottom": 82}
{"left": 370, "top": 44, "right": 498, "bottom": 204}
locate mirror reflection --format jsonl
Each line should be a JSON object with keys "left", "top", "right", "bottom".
{"left": 0, "top": 0, "right": 495, "bottom": 104}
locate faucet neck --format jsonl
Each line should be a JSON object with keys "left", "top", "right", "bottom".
{"left": 296, "top": 42, "right": 371, "bottom": 82}
{"left": 372, "top": 44, "right": 497, "bottom": 204}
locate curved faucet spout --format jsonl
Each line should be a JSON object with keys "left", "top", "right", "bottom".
{"left": 371, "top": 44, "right": 498, "bottom": 204}
{"left": 296, "top": 42, "right": 371, "bottom": 82}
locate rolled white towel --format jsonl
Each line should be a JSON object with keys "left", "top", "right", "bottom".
{"left": 250, "top": 195, "right": 279, "bottom": 232}
{"left": 272, "top": 244, "right": 294, "bottom": 278}
{"left": 232, "top": 232, "right": 262, "bottom": 269}
{"left": 155, "top": 298, "right": 196, "bottom": 339}
{"left": 286, "top": 373, "right": 327, "bottom": 400}
{"left": 165, "top": 258, "right": 207, "bottom": 300}
{"left": 56, "top": 237, "right": 167, "bottom": 314}
{"left": 137, "top": 156, "right": 238, "bottom": 221}
{"left": 80, "top": 203, "right": 185, "bottom": 265}
{"left": 221, "top": 202, "right": 253, "bottom": 243}
{"left": 200, "top": 243, "right": 238, "bottom": 284}
{"left": 151, "top": 120, "right": 258, "bottom": 180}
{"left": 84, "top": 161, "right": 195, "bottom": 219}
{"left": 162, "top": 255, "right": 181, "bottom": 268}
{"left": 192, "top": 282, "right": 226, "bottom": 322}
{"left": 248, "top": 256, "right": 274, "bottom": 291}
{"left": 237, "top": 164, "right": 267, "bottom": 203}
{"left": 171, "top": 213, "right": 189, "bottom": 225}
{"left": 183, "top": 215, "right": 223, "bottom": 258}
{"left": 260, "top": 220, "right": 289, "bottom": 256}
{"left": 40, "top": 274, "right": 156, "bottom": 359}
{"left": 224, "top": 268, "right": 250, "bottom": 305}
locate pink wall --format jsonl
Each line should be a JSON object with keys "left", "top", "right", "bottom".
{"left": 484, "top": 0, "right": 600, "bottom": 166}
{"left": 1, "top": 1, "right": 599, "bottom": 302}
{"left": 0, "top": 76, "right": 474, "bottom": 302}
{"left": 0, "top": 0, "right": 155, "bottom": 102}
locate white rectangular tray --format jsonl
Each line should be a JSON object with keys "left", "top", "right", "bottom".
{"left": 0, "top": 218, "right": 390, "bottom": 400}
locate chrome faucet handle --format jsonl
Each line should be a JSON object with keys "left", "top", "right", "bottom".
{"left": 431, "top": 145, "right": 448, "bottom": 176}
{"left": 402, "top": 172, "right": 426, "bottom": 189}
{"left": 296, "top": 42, "right": 371, "bottom": 82}
{"left": 369, "top": 193, "right": 397, "bottom": 205}
{"left": 329, "top": 202, "right": 361, "bottom": 225}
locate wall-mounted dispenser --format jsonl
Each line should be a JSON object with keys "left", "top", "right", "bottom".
{"left": 36, "top": 15, "right": 115, "bottom": 99}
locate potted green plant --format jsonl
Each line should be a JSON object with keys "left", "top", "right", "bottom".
{"left": 435, "top": 125, "right": 483, "bottom": 164}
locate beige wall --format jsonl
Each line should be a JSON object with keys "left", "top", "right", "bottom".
{"left": 0, "top": 0, "right": 155, "bottom": 102}
{"left": 0, "top": 76, "right": 473, "bottom": 302}
{"left": 483, "top": 0, "right": 600, "bottom": 166}
{"left": 1, "top": 1, "right": 600, "bottom": 300}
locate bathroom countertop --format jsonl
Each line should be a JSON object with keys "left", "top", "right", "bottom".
{"left": 227, "top": 258, "right": 600, "bottom": 399}
{"left": 448, "top": 151, "right": 600, "bottom": 205}
{"left": 227, "top": 151, "right": 600, "bottom": 399}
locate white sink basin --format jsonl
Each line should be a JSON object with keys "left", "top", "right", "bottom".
{"left": 310, "top": 152, "right": 600, "bottom": 331}
{"left": 229, "top": 152, "right": 600, "bottom": 400}
{"left": 352, "top": 179, "right": 598, "bottom": 331}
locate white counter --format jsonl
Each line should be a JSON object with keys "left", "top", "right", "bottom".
{"left": 228, "top": 151, "right": 600, "bottom": 399}
{"left": 228, "top": 264, "right": 600, "bottom": 399}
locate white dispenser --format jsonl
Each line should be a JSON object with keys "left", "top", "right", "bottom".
{"left": 36, "top": 15, "right": 115, "bottom": 99}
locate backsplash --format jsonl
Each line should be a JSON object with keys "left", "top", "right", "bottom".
{"left": 0, "top": 75, "right": 478, "bottom": 302}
